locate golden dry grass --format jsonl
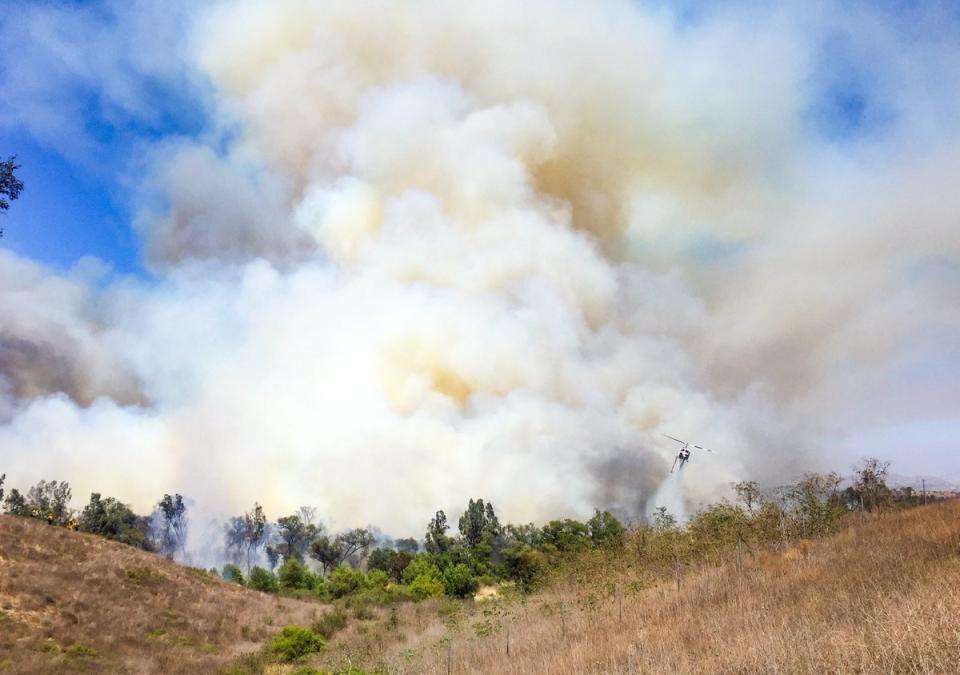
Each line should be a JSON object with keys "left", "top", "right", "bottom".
{"left": 3, "top": 501, "right": 959, "bottom": 674}
{"left": 304, "top": 500, "right": 960, "bottom": 674}
{"left": 0, "top": 515, "right": 320, "bottom": 674}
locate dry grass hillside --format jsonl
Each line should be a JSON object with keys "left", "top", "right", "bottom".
{"left": 3, "top": 502, "right": 960, "bottom": 674}
{"left": 0, "top": 515, "right": 320, "bottom": 674}
{"left": 296, "top": 500, "right": 960, "bottom": 674}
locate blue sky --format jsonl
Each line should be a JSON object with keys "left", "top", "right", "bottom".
{"left": 0, "top": 0, "right": 206, "bottom": 274}
{"left": 0, "top": 0, "right": 904, "bottom": 276}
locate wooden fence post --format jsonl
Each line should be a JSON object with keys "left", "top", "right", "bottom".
{"left": 736, "top": 537, "right": 743, "bottom": 578}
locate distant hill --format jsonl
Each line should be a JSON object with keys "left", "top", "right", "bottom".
{"left": 887, "top": 473, "right": 960, "bottom": 492}
{"left": 0, "top": 515, "right": 319, "bottom": 674}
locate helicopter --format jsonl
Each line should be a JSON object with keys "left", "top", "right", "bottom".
{"left": 664, "top": 434, "right": 718, "bottom": 473}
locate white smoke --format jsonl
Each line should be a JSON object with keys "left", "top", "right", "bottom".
{"left": 647, "top": 470, "right": 688, "bottom": 525}
{"left": 1, "top": 0, "right": 959, "bottom": 534}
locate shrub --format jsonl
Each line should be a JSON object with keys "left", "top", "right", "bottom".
{"left": 327, "top": 566, "right": 365, "bottom": 598}
{"left": 442, "top": 563, "right": 477, "bottom": 598}
{"left": 277, "top": 557, "right": 311, "bottom": 590}
{"left": 311, "top": 608, "right": 348, "bottom": 639}
{"left": 502, "top": 545, "right": 547, "bottom": 592}
{"left": 63, "top": 644, "right": 98, "bottom": 659}
{"left": 248, "top": 566, "right": 279, "bottom": 593}
{"left": 222, "top": 564, "right": 245, "bottom": 585}
{"left": 409, "top": 574, "right": 444, "bottom": 599}
{"left": 125, "top": 566, "right": 162, "bottom": 587}
{"left": 269, "top": 625, "right": 325, "bottom": 662}
{"left": 401, "top": 555, "right": 440, "bottom": 585}
{"left": 587, "top": 509, "right": 625, "bottom": 548}
{"left": 363, "top": 569, "right": 389, "bottom": 590}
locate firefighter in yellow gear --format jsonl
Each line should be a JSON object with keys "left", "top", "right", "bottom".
{"left": 67, "top": 518, "right": 78, "bottom": 531}
{"left": 46, "top": 512, "right": 54, "bottom": 525}
{"left": 31, "top": 507, "right": 40, "bottom": 518}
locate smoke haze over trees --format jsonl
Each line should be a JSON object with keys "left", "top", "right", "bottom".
{"left": 0, "top": 0, "right": 958, "bottom": 533}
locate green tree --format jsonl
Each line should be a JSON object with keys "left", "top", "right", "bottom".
{"left": 0, "top": 473, "right": 5, "bottom": 502}
{"left": 224, "top": 516, "right": 247, "bottom": 565}
{"left": 335, "top": 528, "right": 374, "bottom": 566}
{"left": 27, "top": 479, "right": 72, "bottom": 525}
{"left": 540, "top": 518, "right": 591, "bottom": 553}
{"left": 652, "top": 506, "right": 678, "bottom": 531}
{"left": 265, "top": 544, "right": 281, "bottom": 571}
{"left": 424, "top": 510, "right": 452, "bottom": 554}
{"left": 309, "top": 535, "right": 345, "bottom": 575}
{"left": 78, "top": 493, "right": 151, "bottom": 549}
{"left": 394, "top": 537, "right": 419, "bottom": 553}
{"left": 790, "top": 472, "right": 845, "bottom": 536}
{"left": 2, "top": 488, "right": 29, "bottom": 516}
{"left": 504, "top": 523, "right": 543, "bottom": 547}
{"left": 153, "top": 493, "right": 188, "bottom": 559}
{"left": 733, "top": 481, "right": 762, "bottom": 513}
{"left": 0, "top": 155, "right": 24, "bottom": 236}
{"left": 586, "top": 509, "right": 624, "bottom": 548}
{"left": 850, "top": 458, "right": 892, "bottom": 513}
{"left": 367, "top": 547, "right": 397, "bottom": 574}
{"left": 276, "top": 507, "right": 320, "bottom": 562}
{"left": 242, "top": 503, "right": 267, "bottom": 572}
{"left": 458, "top": 498, "right": 501, "bottom": 549}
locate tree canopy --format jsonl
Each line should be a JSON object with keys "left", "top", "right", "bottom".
{"left": 0, "top": 156, "right": 24, "bottom": 235}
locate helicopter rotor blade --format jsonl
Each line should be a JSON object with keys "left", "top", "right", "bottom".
{"left": 663, "top": 434, "right": 687, "bottom": 445}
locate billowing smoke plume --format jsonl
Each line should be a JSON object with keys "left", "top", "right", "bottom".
{"left": 1, "top": 0, "right": 959, "bottom": 534}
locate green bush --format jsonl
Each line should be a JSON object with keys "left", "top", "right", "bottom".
{"left": 409, "top": 574, "right": 444, "bottom": 599}
{"left": 268, "top": 625, "right": 325, "bottom": 662}
{"left": 248, "top": 566, "right": 279, "bottom": 593}
{"left": 442, "top": 563, "right": 477, "bottom": 598}
{"left": 363, "top": 569, "right": 389, "bottom": 590}
{"left": 63, "top": 644, "right": 98, "bottom": 659}
{"left": 327, "top": 566, "right": 365, "bottom": 598}
{"left": 311, "top": 607, "right": 348, "bottom": 639}
{"left": 401, "top": 555, "right": 440, "bottom": 585}
{"left": 125, "top": 566, "right": 163, "bottom": 587}
{"left": 278, "top": 557, "right": 317, "bottom": 590}
{"left": 502, "top": 545, "right": 547, "bottom": 592}
{"left": 222, "top": 564, "right": 245, "bottom": 585}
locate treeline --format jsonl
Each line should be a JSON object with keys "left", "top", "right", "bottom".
{"left": 216, "top": 498, "right": 625, "bottom": 601}
{"left": 0, "top": 457, "right": 948, "bottom": 606}
{"left": 0, "top": 473, "right": 187, "bottom": 557}
{"left": 568, "top": 459, "right": 949, "bottom": 587}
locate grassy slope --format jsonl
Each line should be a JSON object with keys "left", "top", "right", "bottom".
{"left": 0, "top": 515, "right": 320, "bottom": 674}
{"left": 305, "top": 500, "right": 960, "bottom": 674}
{"left": 3, "top": 502, "right": 959, "bottom": 674}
